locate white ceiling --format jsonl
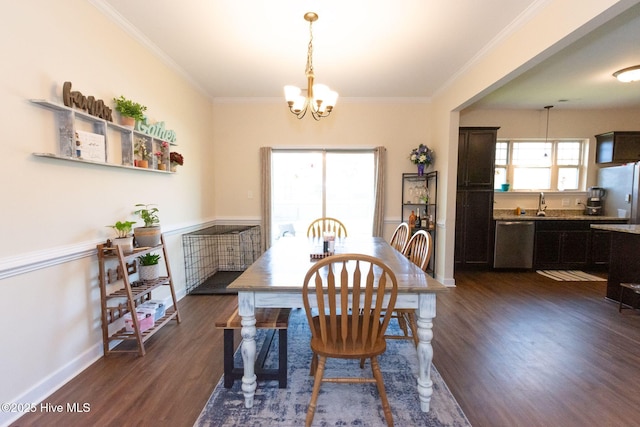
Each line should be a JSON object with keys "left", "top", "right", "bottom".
{"left": 94, "top": 0, "right": 640, "bottom": 110}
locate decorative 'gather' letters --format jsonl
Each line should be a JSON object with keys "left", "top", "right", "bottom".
{"left": 135, "top": 116, "right": 177, "bottom": 143}
{"left": 62, "top": 82, "right": 113, "bottom": 122}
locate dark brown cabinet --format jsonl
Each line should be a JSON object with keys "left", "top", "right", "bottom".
{"left": 595, "top": 131, "right": 640, "bottom": 164}
{"left": 590, "top": 229, "right": 613, "bottom": 269}
{"left": 455, "top": 127, "right": 499, "bottom": 270}
{"left": 534, "top": 222, "right": 591, "bottom": 269}
{"left": 533, "top": 220, "right": 628, "bottom": 270}
{"left": 455, "top": 190, "right": 495, "bottom": 268}
{"left": 457, "top": 127, "right": 499, "bottom": 187}
{"left": 606, "top": 231, "right": 640, "bottom": 306}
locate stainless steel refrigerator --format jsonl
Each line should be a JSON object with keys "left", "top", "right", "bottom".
{"left": 597, "top": 162, "right": 640, "bottom": 223}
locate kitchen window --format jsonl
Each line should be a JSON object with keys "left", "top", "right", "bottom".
{"left": 495, "top": 139, "right": 585, "bottom": 191}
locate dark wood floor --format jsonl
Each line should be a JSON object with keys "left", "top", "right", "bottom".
{"left": 12, "top": 271, "right": 640, "bottom": 426}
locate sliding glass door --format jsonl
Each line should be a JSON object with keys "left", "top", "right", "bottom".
{"left": 271, "top": 150, "right": 374, "bottom": 244}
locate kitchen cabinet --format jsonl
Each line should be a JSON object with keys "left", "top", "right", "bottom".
{"left": 455, "top": 127, "right": 499, "bottom": 270}
{"left": 533, "top": 220, "right": 628, "bottom": 270}
{"left": 590, "top": 229, "right": 613, "bottom": 269}
{"left": 534, "top": 222, "right": 591, "bottom": 269}
{"left": 603, "top": 228, "right": 640, "bottom": 307}
{"left": 457, "top": 127, "right": 499, "bottom": 187}
{"left": 595, "top": 131, "right": 640, "bottom": 164}
{"left": 455, "top": 189, "right": 494, "bottom": 269}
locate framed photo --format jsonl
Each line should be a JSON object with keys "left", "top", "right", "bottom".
{"left": 76, "top": 130, "right": 106, "bottom": 163}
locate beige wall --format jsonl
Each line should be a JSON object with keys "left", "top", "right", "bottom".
{"left": 211, "top": 101, "right": 432, "bottom": 223}
{"left": 0, "top": 1, "right": 213, "bottom": 420}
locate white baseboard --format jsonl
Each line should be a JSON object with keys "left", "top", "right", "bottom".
{"left": 0, "top": 288, "right": 188, "bottom": 427}
{"left": 437, "top": 274, "right": 456, "bottom": 287}
{"left": 0, "top": 344, "right": 102, "bottom": 427}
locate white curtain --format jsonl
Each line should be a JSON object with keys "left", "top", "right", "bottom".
{"left": 260, "top": 147, "right": 272, "bottom": 251}
{"left": 372, "top": 146, "right": 386, "bottom": 237}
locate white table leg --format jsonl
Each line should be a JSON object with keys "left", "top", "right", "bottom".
{"left": 416, "top": 293, "right": 436, "bottom": 412}
{"left": 238, "top": 292, "right": 257, "bottom": 408}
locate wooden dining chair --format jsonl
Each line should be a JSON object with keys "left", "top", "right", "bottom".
{"left": 403, "top": 229, "right": 433, "bottom": 272}
{"left": 389, "top": 222, "right": 410, "bottom": 253}
{"left": 389, "top": 230, "right": 433, "bottom": 347}
{"left": 302, "top": 254, "right": 398, "bottom": 427}
{"left": 306, "top": 217, "right": 348, "bottom": 239}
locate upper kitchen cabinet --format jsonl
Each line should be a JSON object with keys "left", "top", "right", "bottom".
{"left": 457, "top": 127, "right": 500, "bottom": 188}
{"left": 596, "top": 131, "right": 640, "bottom": 164}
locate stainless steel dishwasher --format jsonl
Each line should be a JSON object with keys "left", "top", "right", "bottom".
{"left": 494, "top": 221, "right": 535, "bottom": 268}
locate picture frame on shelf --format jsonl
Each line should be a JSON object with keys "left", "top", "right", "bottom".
{"left": 76, "top": 130, "right": 106, "bottom": 163}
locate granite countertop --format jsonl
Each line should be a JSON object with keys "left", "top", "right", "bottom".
{"left": 493, "top": 209, "right": 628, "bottom": 222}
{"left": 590, "top": 224, "right": 640, "bottom": 234}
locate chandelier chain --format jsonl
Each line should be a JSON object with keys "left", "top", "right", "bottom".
{"left": 306, "top": 20, "right": 314, "bottom": 77}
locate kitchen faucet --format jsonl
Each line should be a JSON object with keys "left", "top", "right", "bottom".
{"left": 537, "top": 192, "right": 547, "bottom": 216}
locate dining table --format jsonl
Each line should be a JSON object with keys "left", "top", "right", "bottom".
{"left": 226, "top": 235, "right": 448, "bottom": 412}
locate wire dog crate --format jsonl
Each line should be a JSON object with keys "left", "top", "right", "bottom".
{"left": 182, "top": 225, "right": 261, "bottom": 294}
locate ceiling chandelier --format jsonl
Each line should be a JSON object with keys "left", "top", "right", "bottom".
{"left": 284, "top": 12, "right": 338, "bottom": 121}
{"left": 613, "top": 65, "right": 640, "bottom": 82}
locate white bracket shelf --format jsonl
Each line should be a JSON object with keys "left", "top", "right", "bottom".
{"left": 30, "top": 99, "right": 177, "bottom": 173}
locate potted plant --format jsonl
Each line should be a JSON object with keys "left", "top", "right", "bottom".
{"left": 113, "top": 95, "right": 147, "bottom": 128}
{"left": 133, "top": 203, "right": 161, "bottom": 247}
{"left": 169, "top": 151, "right": 184, "bottom": 172}
{"left": 156, "top": 141, "right": 169, "bottom": 171}
{"left": 134, "top": 137, "right": 151, "bottom": 168}
{"left": 137, "top": 253, "right": 161, "bottom": 282}
{"left": 106, "top": 220, "right": 137, "bottom": 253}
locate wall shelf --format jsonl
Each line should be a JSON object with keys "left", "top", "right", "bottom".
{"left": 30, "top": 99, "right": 177, "bottom": 173}
{"left": 401, "top": 171, "right": 437, "bottom": 276}
{"left": 32, "top": 152, "right": 174, "bottom": 173}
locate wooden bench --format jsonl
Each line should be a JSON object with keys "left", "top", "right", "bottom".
{"left": 215, "top": 307, "right": 291, "bottom": 389}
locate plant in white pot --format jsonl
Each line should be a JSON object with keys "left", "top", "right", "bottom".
{"left": 133, "top": 203, "right": 161, "bottom": 247}
{"left": 106, "top": 220, "right": 137, "bottom": 253}
{"left": 137, "top": 253, "right": 161, "bottom": 282}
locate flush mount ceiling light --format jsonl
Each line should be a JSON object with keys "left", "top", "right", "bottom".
{"left": 284, "top": 12, "right": 338, "bottom": 121}
{"left": 613, "top": 65, "right": 640, "bottom": 82}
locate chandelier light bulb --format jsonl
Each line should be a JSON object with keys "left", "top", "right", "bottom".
{"left": 313, "top": 83, "right": 329, "bottom": 100}
{"left": 292, "top": 95, "right": 306, "bottom": 113}
{"left": 326, "top": 90, "right": 338, "bottom": 108}
{"left": 284, "top": 85, "right": 301, "bottom": 104}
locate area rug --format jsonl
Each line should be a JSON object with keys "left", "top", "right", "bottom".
{"left": 536, "top": 270, "right": 606, "bottom": 282}
{"left": 194, "top": 308, "right": 471, "bottom": 427}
